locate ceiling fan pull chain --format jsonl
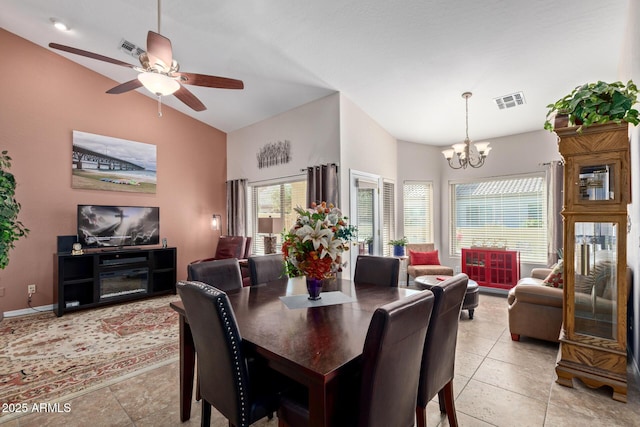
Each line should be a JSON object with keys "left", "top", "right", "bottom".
{"left": 157, "top": 95, "right": 163, "bottom": 117}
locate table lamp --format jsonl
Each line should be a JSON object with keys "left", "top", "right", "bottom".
{"left": 258, "top": 216, "right": 283, "bottom": 254}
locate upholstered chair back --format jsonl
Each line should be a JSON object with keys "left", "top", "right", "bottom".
{"left": 176, "top": 281, "right": 266, "bottom": 427}
{"left": 248, "top": 254, "right": 286, "bottom": 286}
{"left": 354, "top": 255, "right": 400, "bottom": 287}
{"left": 215, "top": 236, "right": 247, "bottom": 260}
{"left": 416, "top": 273, "right": 468, "bottom": 427}
{"left": 358, "top": 291, "right": 435, "bottom": 427}
{"left": 187, "top": 258, "right": 242, "bottom": 292}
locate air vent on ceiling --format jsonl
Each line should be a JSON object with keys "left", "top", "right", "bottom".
{"left": 119, "top": 39, "right": 145, "bottom": 58}
{"left": 494, "top": 92, "right": 526, "bottom": 110}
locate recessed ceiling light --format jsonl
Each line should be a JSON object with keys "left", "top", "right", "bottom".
{"left": 50, "top": 18, "right": 70, "bottom": 32}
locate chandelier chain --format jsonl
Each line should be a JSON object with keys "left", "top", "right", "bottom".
{"left": 441, "top": 91, "right": 491, "bottom": 169}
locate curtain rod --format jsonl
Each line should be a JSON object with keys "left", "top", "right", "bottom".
{"left": 299, "top": 162, "right": 338, "bottom": 172}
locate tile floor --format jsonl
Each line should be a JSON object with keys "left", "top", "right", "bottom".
{"left": 3, "top": 292, "right": 640, "bottom": 426}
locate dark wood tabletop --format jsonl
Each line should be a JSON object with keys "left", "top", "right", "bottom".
{"left": 170, "top": 276, "right": 421, "bottom": 427}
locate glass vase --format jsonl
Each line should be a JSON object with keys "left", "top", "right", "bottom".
{"left": 306, "top": 277, "right": 323, "bottom": 300}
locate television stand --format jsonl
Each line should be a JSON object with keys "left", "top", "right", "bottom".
{"left": 54, "top": 247, "right": 176, "bottom": 316}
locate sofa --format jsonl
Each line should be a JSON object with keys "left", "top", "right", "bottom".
{"left": 508, "top": 256, "right": 631, "bottom": 343}
{"left": 405, "top": 243, "right": 454, "bottom": 284}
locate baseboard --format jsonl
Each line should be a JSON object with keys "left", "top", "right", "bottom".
{"left": 3, "top": 304, "right": 54, "bottom": 318}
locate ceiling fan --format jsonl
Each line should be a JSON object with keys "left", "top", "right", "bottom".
{"left": 48, "top": 0, "right": 243, "bottom": 113}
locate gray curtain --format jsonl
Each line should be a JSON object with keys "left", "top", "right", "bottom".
{"left": 546, "top": 161, "right": 564, "bottom": 266}
{"left": 226, "top": 179, "right": 247, "bottom": 236}
{"left": 306, "top": 163, "right": 339, "bottom": 207}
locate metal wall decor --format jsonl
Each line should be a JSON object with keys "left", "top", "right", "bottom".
{"left": 257, "top": 140, "right": 291, "bottom": 169}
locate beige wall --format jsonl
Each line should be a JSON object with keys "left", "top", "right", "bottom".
{"left": 0, "top": 29, "right": 227, "bottom": 313}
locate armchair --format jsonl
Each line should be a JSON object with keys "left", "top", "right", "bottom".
{"left": 406, "top": 243, "right": 454, "bottom": 284}
{"left": 190, "top": 235, "right": 252, "bottom": 286}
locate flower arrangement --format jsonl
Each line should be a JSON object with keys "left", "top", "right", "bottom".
{"left": 282, "top": 201, "right": 357, "bottom": 279}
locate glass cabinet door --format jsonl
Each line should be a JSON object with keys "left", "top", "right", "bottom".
{"left": 573, "top": 221, "right": 617, "bottom": 340}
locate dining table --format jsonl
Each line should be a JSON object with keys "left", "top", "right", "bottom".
{"left": 170, "top": 276, "right": 421, "bottom": 427}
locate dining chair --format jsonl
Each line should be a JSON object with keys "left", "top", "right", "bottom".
{"left": 176, "top": 280, "right": 280, "bottom": 427}
{"left": 353, "top": 255, "right": 400, "bottom": 287}
{"left": 416, "top": 273, "right": 469, "bottom": 427}
{"left": 277, "top": 290, "right": 435, "bottom": 427}
{"left": 248, "top": 253, "right": 286, "bottom": 286}
{"left": 187, "top": 258, "right": 243, "bottom": 292}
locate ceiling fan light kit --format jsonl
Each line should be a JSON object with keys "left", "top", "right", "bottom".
{"left": 137, "top": 71, "right": 180, "bottom": 96}
{"left": 47, "top": 0, "right": 243, "bottom": 114}
{"left": 442, "top": 92, "right": 491, "bottom": 169}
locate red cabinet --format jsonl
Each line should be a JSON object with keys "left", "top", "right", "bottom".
{"left": 461, "top": 248, "right": 520, "bottom": 290}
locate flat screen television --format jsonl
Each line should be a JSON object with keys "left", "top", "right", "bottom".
{"left": 77, "top": 205, "right": 160, "bottom": 248}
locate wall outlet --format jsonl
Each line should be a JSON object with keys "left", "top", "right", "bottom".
{"left": 28, "top": 284, "right": 36, "bottom": 295}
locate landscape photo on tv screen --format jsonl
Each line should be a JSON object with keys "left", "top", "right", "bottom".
{"left": 78, "top": 205, "right": 159, "bottom": 247}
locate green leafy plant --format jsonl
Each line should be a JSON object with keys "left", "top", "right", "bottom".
{"left": 0, "top": 151, "right": 29, "bottom": 269}
{"left": 544, "top": 80, "right": 639, "bottom": 132}
{"left": 388, "top": 236, "right": 408, "bottom": 247}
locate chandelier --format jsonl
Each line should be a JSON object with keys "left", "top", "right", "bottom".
{"left": 442, "top": 92, "right": 491, "bottom": 169}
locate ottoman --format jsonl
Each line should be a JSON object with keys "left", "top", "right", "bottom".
{"left": 413, "top": 275, "right": 479, "bottom": 319}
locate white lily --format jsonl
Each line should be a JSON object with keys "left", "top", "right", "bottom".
{"left": 321, "top": 237, "right": 343, "bottom": 260}
{"left": 300, "top": 221, "right": 332, "bottom": 251}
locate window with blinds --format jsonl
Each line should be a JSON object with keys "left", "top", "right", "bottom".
{"left": 382, "top": 181, "right": 395, "bottom": 256}
{"left": 450, "top": 174, "right": 547, "bottom": 263}
{"left": 403, "top": 182, "right": 433, "bottom": 244}
{"left": 251, "top": 179, "right": 307, "bottom": 255}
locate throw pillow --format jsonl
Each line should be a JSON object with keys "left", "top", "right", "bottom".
{"left": 409, "top": 249, "right": 440, "bottom": 266}
{"left": 592, "top": 260, "right": 615, "bottom": 298}
{"left": 543, "top": 259, "right": 563, "bottom": 288}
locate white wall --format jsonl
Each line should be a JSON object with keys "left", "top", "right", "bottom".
{"left": 397, "top": 129, "right": 561, "bottom": 276}
{"left": 619, "top": 0, "right": 640, "bottom": 373}
{"left": 339, "top": 94, "right": 398, "bottom": 277}
{"left": 227, "top": 93, "right": 341, "bottom": 183}
{"left": 338, "top": 94, "right": 398, "bottom": 216}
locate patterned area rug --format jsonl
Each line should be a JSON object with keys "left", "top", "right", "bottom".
{"left": 0, "top": 295, "right": 179, "bottom": 415}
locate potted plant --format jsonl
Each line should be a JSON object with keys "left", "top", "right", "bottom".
{"left": 389, "top": 236, "right": 408, "bottom": 257}
{"left": 544, "top": 80, "right": 639, "bottom": 133}
{"left": 0, "top": 150, "right": 29, "bottom": 270}
{"left": 364, "top": 237, "right": 374, "bottom": 254}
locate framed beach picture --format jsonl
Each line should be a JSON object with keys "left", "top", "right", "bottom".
{"left": 72, "top": 131, "right": 157, "bottom": 194}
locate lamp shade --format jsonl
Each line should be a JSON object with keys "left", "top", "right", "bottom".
{"left": 442, "top": 149, "right": 455, "bottom": 160}
{"left": 211, "top": 214, "right": 222, "bottom": 231}
{"left": 258, "top": 217, "right": 284, "bottom": 234}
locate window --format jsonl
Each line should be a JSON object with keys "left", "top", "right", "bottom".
{"left": 250, "top": 179, "right": 307, "bottom": 255}
{"left": 450, "top": 174, "right": 547, "bottom": 263}
{"left": 403, "top": 182, "right": 433, "bottom": 244}
{"left": 382, "top": 181, "right": 395, "bottom": 256}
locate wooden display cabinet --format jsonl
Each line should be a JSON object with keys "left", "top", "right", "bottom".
{"left": 555, "top": 122, "right": 630, "bottom": 402}
{"left": 461, "top": 247, "right": 520, "bottom": 290}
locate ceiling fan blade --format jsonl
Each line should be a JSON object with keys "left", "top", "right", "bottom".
{"left": 48, "top": 43, "right": 135, "bottom": 68}
{"left": 147, "top": 31, "right": 173, "bottom": 68}
{"left": 176, "top": 72, "right": 244, "bottom": 90}
{"left": 173, "top": 85, "right": 206, "bottom": 112}
{"left": 106, "top": 79, "right": 144, "bottom": 94}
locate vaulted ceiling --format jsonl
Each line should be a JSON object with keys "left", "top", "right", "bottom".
{"left": 0, "top": 0, "right": 630, "bottom": 145}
